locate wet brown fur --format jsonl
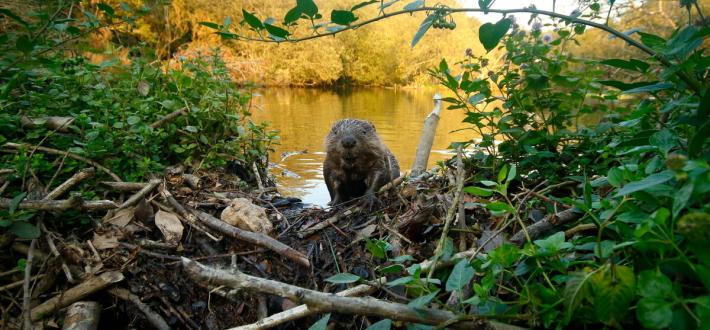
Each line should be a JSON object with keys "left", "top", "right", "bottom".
{"left": 323, "top": 119, "right": 400, "bottom": 206}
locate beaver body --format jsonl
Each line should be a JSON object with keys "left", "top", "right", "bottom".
{"left": 323, "top": 119, "right": 400, "bottom": 207}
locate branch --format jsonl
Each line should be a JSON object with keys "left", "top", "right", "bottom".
{"left": 44, "top": 167, "right": 95, "bottom": 200}
{"left": 31, "top": 271, "right": 124, "bottom": 321}
{"left": 234, "top": 7, "right": 702, "bottom": 93}
{"left": 3, "top": 143, "right": 122, "bottom": 181}
{"left": 509, "top": 208, "right": 584, "bottom": 246}
{"left": 117, "top": 178, "right": 161, "bottom": 210}
{"left": 0, "top": 196, "right": 118, "bottom": 212}
{"left": 149, "top": 107, "right": 188, "bottom": 129}
{"left": 193, "top": 209, "right": 310, "bottom": 268}
{"left": 100, "top": 181, "right": 148, "bottom": 191}
{"left": 108, "top": 288, "right": 170, "bottom": 330}
{"left": 182, "top": 258, "right": 521, "bottom": 330}
{"left": 231, "top": 278, "right": 386, "bottom": 330}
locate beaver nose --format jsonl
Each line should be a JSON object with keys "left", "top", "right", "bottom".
{"left": 341, "top": 136, "right": 356, "bottom": 149}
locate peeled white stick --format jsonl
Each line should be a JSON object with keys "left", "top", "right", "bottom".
{"left": 62, "top": 301, "right": 101, "bottom": 330}
{"left": 411, "top": 93, "right": 442, "bottom": 177}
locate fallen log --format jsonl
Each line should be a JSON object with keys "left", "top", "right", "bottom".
{"left": 31, "top": 271, "right": 124, "bottom": 321}
{"left": 231, "top": 277, "right": 386, "bottom": 330}
{"left": 0, "top": 196, "right": 118, "bottom": 212}
{"left": 509, "top": 208, "right": 584, "bottom": 246}
{"left": 100, "top": 181, "right": 148, "bottom": 191}
{"left": 183, "top": 258, "right": 521, "bottom": 330}
{"left": 193, "top": 210, "right": 310, "bottom": 268}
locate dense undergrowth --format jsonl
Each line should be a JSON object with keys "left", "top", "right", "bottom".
{"left": 0, "top": 2, "right": 276, "bottom": 237}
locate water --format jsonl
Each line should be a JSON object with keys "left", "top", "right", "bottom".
{"left": 252, "top": 88, "right": 473, "bottom": 206}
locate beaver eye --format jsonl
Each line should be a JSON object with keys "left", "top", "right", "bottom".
{"left": 362, "top": 130, "right": 366, "bottom": 134}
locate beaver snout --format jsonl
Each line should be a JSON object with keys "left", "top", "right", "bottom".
{"left": 341, "top": 136, "right": 357, "bottom": 149}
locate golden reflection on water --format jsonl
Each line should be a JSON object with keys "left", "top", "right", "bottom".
{"left": 252, "top": 88, "right": 475, "bottom": 206}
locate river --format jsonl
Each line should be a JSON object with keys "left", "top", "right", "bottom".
{"left": 252, "top": 87, "right": 474, "bottom": 206}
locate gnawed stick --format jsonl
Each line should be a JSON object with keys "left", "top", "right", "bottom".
{"left": 411, "top": 93, "right": 442, "bottom": 177}
{"left": 158, "top": 184, "right": 220, "bottom": 241}
{"left": 149, "top": 107, "right": 188, "bottom": 129}
{"left": 0, "top": 275, "right": 45, "bottom": 292}
{"left": 183, "top": 259, "right": 520, "bottom": 330}
{"left": 117, "top": 179, "right": 161, "bottom": 210}
{"left": 22, "top": 240, "right": 36, "bottom": 330}
{"left": 44, "top": 167, "right": 96, "bottom": 200}
{"left": 231, "top": 277, "right": 387, "bottom": 330}
{"left": 31, "top": 271, "right": 124, "bottom": 321}
{"left": 193, "top": 210, "right": 310, "bottom": 268}
{"left": 3, "top": 143, "right": 122, "bottom": 181}
{"left": 297, "top": 207, "right": 361, "bottom": 239}
{"left": 108, "top": 288, "right": 170, "bottom": 330}
{"left": 100, "top": 181, "right": 148, "bottom": 191}
{"left": 0, "top": 196, "right": 118, "bottom": 211}
{"left": 63, "top": 301, "right": 100, "bottom": 330}
{"left": 509, "top": 208, "right": 584, "bottom": 246}
{"left": 40, "top": 222, "right": 76, "bottom": 283}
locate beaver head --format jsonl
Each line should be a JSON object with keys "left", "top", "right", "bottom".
{"left": 325, "top": 119, "right": 385, "bottom": 169}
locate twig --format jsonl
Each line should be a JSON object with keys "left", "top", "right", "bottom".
{"left": 230, "top": 277, "right": 387, "bottom": 330}
{"left": 108, "top": 288, "right": 170, "bottom": 330}
{"left": 23, "top": 240, "right": 36, "bottom": 330}
{"left": 0, "top": 275, "right": 45, "bottom": 293}
{"left": 297, "top": 207, "right": 361, "bottom": 238}
{"left": 31, "top": 271, "right": 124, "bottom": 321}
{"left": 427, "top": 147, "right": 464, "bottom": 280}
{"left": 100, "top": 181, "right": 148, "bottom": 191}
{"left": 117, "top": 179, "right": 161, "bottom": 210}
{"left": 509, "top": 208, "right": 584, "bottom": 246}
{"left": 0, "top": 196, "right": 118, "bottom": 211}
{"left": 193, "top": 209, "right": 310, "bottom": 268}
{"left": 158, "top": 184, "right": 221, "bottom": 241}
{"left": 39, "top": 222, "right": 75, "bottom": 283}
{"left": 149, "top": 107, "right": 188, "bottom": 129}
{"left": 183, "top": 258, "right": 519, "bottom": 330}
{"left": 564, "top": 223, "right": 597, "bottom": 237}
{"left": 252, "top": 162, "right": 265, "bottom": 193}
{"left": 44, "top": 167, "right": 95, "bottom": 201}
{"left": 3, "top": 143, "right": 122, "bottom": 181}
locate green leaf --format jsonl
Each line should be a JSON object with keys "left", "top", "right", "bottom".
{"left": 97, "top": 3, "right": 115, "bottom": 16}
{"left": 564, "top": 270, "right": 595, "bottom": 320}
{"left": 9, "top": 192, "right": 27, "bottom": 215}
{"left": 636, "top": 298, "right": 673, "bottom": 329}
{"left": 242, "top": 9, "right": 264, "bottom": 30}
{"left": 127, "top": 116, "right": 141, "bottom": 125}
{"left": 480, "top": 180, "right": 497, "bottom": 187}
{"left": 622, "top": 82, "right": 674, "bottom": 94}
{"left": 0, "top": 8, "right": 31, "bottom": 31}
{"left": 637, "top": 270, "right": 672, "bottom": 299}
{"left": 16, "top": 35, "right": 33, "bottom": 53}
{"left": 366, "top": 319, "right": 392, "bottom": 330}
{"left": 264, "top": 23, "right": 289, "bottom": 39}
{"left": 403, "top": 0, "right": 425, "bottom": 10}
{"left": 391, "top": 254, "right": 414, "bottom": 263}
{"left": 442, "top": 237, "right": 454, "bottom": 261}
{"left": 478, "top": 18, "right": 512, "bottom": 52}
{"left": 468, "top": 93, "right": 485, "bottom": 105}
{"left": 591, "top": 265, "right": 636, "bottom": 325}
{"left": 506, "top": 164, "right": 517, "bottom": 184}
{"left": 485, "top": 201, "right": 513, "bottom": 213}
{"left": 598, "top": 80, "right": 659, "bottom": 91}
{"left": 365, "top": 238, "right": 390, "bottom": 259}
{"left": 649, "top": 129, "right": 677, "bottom": 155}
{"left": 284, "top": 7, "right": 302, "bottom": 25}
{"left": 10, "top": 221, "right": 40, "bottom": 239}
{"left": 198, "top": 21, "right": 220, "bottom": 30}
{"left": 583, "top": 177, "right": 592, "bottom": 210}
{"left": 534, "top": 231, "right": 573, "bottom": 253}
{"left": 637, "top": 31, "right": 666, "bottom": 49}
{"left": 694, "top": 295, "right": 710, "bottom": 327}
{"left": 613, "top": 170, "right": 674, "bottom": 198}
{"left": 297, "top": 0, "right": 318, "bottom": 18}
{"left": 689, "top": 120, "right": 710, "bottom": 157}
{"left": 463, "top": 186, "right": 493, "bottom": 197}
{"left": 446, "top": 259, "right": 475, "bottom": 292}
{"left": 386, "top": 276, "right": 413, "bottom": 287}
{"left": 497, "top": 164, "right": 508, "bottom": 183}
{"left": 325, "top": 272, "right": 361, "bottom": 284}
{"left": 599, "top": 58, "right": 649, "bottom": 73}
{"left": 331, "top": 10, "right": 357, "bottom": 25}
{"left": 408, "top": 289, "right": 439, "bottom": 308}
{"left": 411, "top": 14, "right": 435, "bottom": 48}
{"left": 378, "top": 264, "right": 404, "bottom": 274}
{"left": 672, "top": 182, "right": 694, "bottom": 219}
{"left": 308, "top": 314, "right": 331, "bottom": 330}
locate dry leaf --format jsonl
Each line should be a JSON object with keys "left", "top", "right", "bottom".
{"left": 137, "top": 80, "right": 150, "bottom": 96}
{"left": 91, "top": 232, "right": 119, "bottom": 250}
{"left": 105, "top": 207, "right": 134, "bottom": 227}
{"left": 220, "top": 198, "right": 273, "bottom": 234}
{"left": 155, "top": 210, "right": 184, "bottom": 245}
{"left": 356, "top": 224, "right": 378, "bottom": 240}
{"left": 133, "top": 198, "right": 154, "bottom": 223}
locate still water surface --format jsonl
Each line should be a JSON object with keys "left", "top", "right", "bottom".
{"left": 252, "top": 88, "right": 474, "bottom": 206}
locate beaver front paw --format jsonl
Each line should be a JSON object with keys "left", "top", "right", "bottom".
{"left": 359, "top": 192, "right": 379, "bottom": 211}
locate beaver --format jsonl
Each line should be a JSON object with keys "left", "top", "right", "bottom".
{"left": 323, "top": 119, "right": 400, "bottom": 208}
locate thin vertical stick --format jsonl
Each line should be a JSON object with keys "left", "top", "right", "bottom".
{"left": 411, "top": 93, "right": 442, "bottom": 177}
{"left": 23, "top": 239, "right": 36, "bottom": 330}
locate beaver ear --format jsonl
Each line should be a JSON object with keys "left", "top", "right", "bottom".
{"left": 366, "top": 120, "right": 376, "bottom": 131}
